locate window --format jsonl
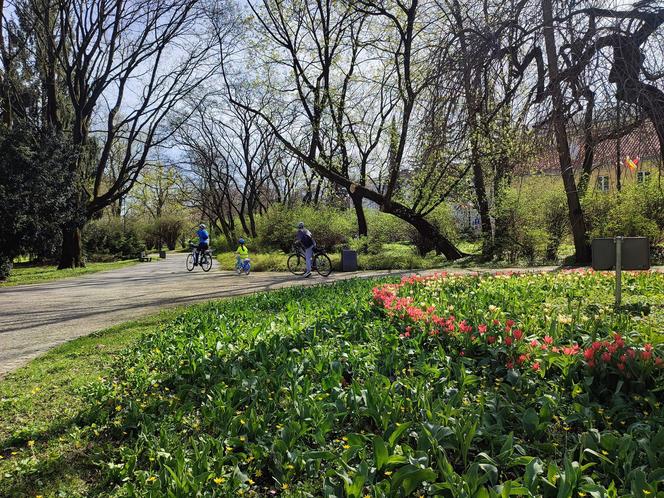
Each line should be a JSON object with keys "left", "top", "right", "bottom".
{"left": 637, "top": 171, "right": 651, "bottom": 184}
{"left": 597, "top": 175, "right": 610, "bottom": 192}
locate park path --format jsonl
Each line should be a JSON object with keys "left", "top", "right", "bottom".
{"left": 0, "top": 254, "right": 557, "bottom": 377}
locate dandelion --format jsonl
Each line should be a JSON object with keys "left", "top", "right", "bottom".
{"left": 146, "top": 476, "right": 158, "bottom": 483}
{"left": 256, "top": 470, "right": 263, "bottom": 477}
{"left": 342, "top": 444, "right": 351, "bottom": 449}
{"left": 27, "top": 440, "right": 35, "bottom": 448}
{"left": 115, "top": 405, "right": 122, "bottom": 412}
{"left": 213, "top": 477, "right": 225, "bottom": 484}
{"left": 282, "top": 483, "right": 289, "bottom": 490}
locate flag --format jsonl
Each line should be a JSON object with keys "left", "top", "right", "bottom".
{"left": 625, "top": 155, "right": 639, "bottom": 171}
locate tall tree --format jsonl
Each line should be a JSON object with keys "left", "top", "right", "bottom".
{"left": 541, "top": 0, "right": 590, "bottom": 263}
{"left": 222, "top": 0, "right": 463, "bottom": 258}
{"left": 27, "top": 0, "right": 237, "bottom": 268}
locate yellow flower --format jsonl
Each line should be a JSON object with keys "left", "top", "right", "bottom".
{"left": 255, "top": 470, "right": 263, "bottom": 477}
{"left": 282, "top": 483, "right": 289, "bottom": 490}
{"left": 225, "top": 446, "right": 233, "bottom": 453}
{"left": 384, "top": 471, "right": 393, "bottom": 476}
{"left": 248, "top": 479, "right": 255, "bottom": 485}
{"left": 643, "top": 491, "right": 652, "bottom": 495}
{"left": 213, "top": 476, "right": 225, "bottom": 484}
{"left": 343, "top": 444, "right": 351, "bottom": 449}
{"left": 146, "top": 476, "right": 157, "bottom": 483}
{"left": 115, "top": 405, "right": 122, "bottom": 412}
{"left": 240, "top": 419, "right": 246, "bottom": 425}
{"left": 27, "top": 440, "right": 35, "bottom": 448}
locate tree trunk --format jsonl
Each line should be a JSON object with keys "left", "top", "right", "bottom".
{"left": 542, "top": 0, "right": 591, "bottom": 264}
{"left": 58, "top": 224, "right": 85, "bottom": 269}
{"left": 350, "top": 191, "right": 368, "bottom": 237}
{"left": 578, "top": 90, "right": 595, "bottom": 196}
{"left": 471, "top": 153, "right": 493, "bottom": 260}
{"left": 384, "top": 203, "right": 463, "bottom": 259}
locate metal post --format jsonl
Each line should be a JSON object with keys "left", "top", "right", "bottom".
{"left": 615, "top": 236, "right": 623, "bottom": 307}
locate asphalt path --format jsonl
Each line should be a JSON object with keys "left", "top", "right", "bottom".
{"left": 0, "top": 253, "right": 574, "bottom": 377}
{"left": 0, "top": 253, "right": 422, "bottom": 376}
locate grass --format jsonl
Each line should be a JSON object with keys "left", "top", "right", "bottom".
{"left": 217, "top": 243, "right": 464, "bottom": 272}
{"left": 1, "top": 271, "right": 661, "bottom": 496}
{"left": 1, "top": 260, "right": 139, "bottom": 287}
{"left": 215, "top": 240, "right": 565, "bottom": 273}
{"left": 3, "top": 271, "right": 663, "bottom": 496}
{"left": 0, "top": 308, "right": 183, "bottom": 497}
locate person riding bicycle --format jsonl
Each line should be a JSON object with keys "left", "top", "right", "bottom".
{"left": 194, "top": 223, "right": 210, "bottom": 266}
{"left": 295, "top": 221, "right": 315, "bottom": 278}
{"left": 235, "top": 238, "right": 250, "bottom": 274}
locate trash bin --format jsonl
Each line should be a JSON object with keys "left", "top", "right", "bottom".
{"left": 341, "top": 249, "right": 357, "bottom": 272}
{"left": 159, "top": 251, "right": 167, "bottom": 259}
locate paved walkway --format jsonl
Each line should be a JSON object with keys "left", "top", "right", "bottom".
{"left": 0, "top": 255, "right": 557, "bottom": 377}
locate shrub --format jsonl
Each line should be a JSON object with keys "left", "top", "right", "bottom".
{"left": 494, "top": 177, "right": 569, "bottom": 262}
{"left": 255, "top": 204, "right": 354, "bottom": 252}
{"left": 83, "top": 218, "right": 145, "bottom": 260}
{"left": 584, "top": 180, "right": 664, "bottom": 244}
{"left": 144, "top": 216, "right": 186, "bottom": 251}
{"left": 0, "top": 125, "right": 77, "bottom": 276}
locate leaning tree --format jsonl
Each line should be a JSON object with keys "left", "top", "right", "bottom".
{"left": 219, "top": 0, "right": 464, "bottom": 258}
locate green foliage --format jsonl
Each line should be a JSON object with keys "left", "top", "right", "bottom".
{"left": 143, "top": 215, "right": 187, "bottom": 251}
{"left": 255, "top": 204, "right": 355, "bottom": 252}
{"left": 584, "top": 180, "right": 664, "bottom": 244}
{"left": 83, "top": 218, "right": 145, "bottom": 261}
{"left": 0, "top": 125, "right": 77, "bottom": 278}
{"left": 3, "top": 271, "right": 658, "bottom": 496}
{"left": 494, "top": 177, "right": 570, "bottom": 262}
{"left": 215, "top": 244, "right": 447, "bottom": 271}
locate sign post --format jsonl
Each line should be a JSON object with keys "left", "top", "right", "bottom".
{"left": 591, "top": 236, "right": 649, "bottom": 308}
{"left": 614, "top": 236, "right": 623, "bottom": 307}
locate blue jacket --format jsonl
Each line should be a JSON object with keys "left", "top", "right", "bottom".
{"left": 197, "top": 229, "right": 209, "bottom": 244}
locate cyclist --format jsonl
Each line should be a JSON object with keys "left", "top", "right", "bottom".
{"left": 236, "top": 238, "right": 250, "bottom": 274}
{"left": 295, "top": 221, "right": 315, "bottom": 278}
{"left": 194, "top": 223, "right": 210, "bottom": 266}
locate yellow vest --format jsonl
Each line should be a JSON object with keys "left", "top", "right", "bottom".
{"left": 236, "top": 245, "right": 249, "bottom": 258}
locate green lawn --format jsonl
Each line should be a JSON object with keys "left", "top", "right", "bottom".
{"left": 1, "top": 260, "right": 139, "bottom": 287}
{"left": 1, "top": 271, "right": 662, "bottom": 496}
{"left": 0, "top": 309, "right": 183, "bottom": 497}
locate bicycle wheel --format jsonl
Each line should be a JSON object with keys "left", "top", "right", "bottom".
{"left": 314, "top": 253, "right": 332, "bottom": 277}
{"left": 201, "top": 254, "right": 213, "bottom": 272}
{"left": 287, "top": 253, "right": 306, "bottom": 275}
{"left": 186, "top": 254, "right": 195, "bottom": 271}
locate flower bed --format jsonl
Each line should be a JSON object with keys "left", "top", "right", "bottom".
{"left": 373, "top": 270, "right": 664, "bottom": 394}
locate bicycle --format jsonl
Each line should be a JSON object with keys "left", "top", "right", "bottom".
{"left": 235, "top": 257, "right": 251, "bottom": 275}
{"left": 287, "top": 244, "right": 332, "bottom": 277}
{"left": 186, "top": 244, "right": 213, "bottom": 272}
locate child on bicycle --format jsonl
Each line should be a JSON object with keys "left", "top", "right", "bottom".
{"left": 235, "top": 238, "right": 250, "bottom": 274}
